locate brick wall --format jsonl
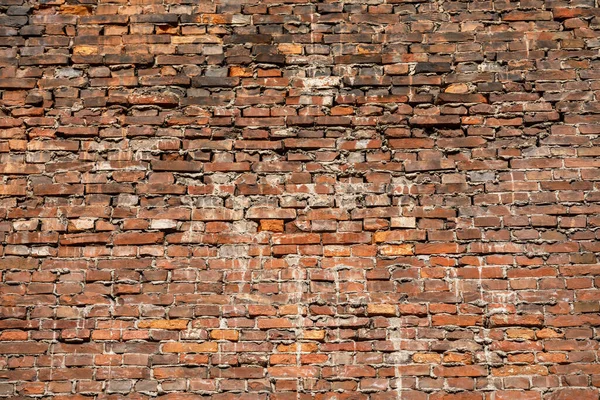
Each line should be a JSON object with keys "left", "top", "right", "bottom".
{"left": 0, "top": 0, "right": 599, "bottom": 398}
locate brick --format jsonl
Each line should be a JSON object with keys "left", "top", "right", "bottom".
{"left": 503, "top": 10, "right": 552, "bottom": 21}
{"left": 433, "top": 365, "right": 488, "bottom": 377}
{"left": 489, "top": 314, "right": 544, "bottom": 327}
{"left": 267, "top": 367, "right": 319, "bottom": 378}
{"left": 283, "top": 138, "right": 336, "bottom": 149}
{"left": 59, "top": 5, "right": 91, "bottom": 15}
{"left": 60, "top": 233, "right": 111, "bottom": 245}
{"left": 492, "top": 365, "right": 548, "bottom": 376}
{"left": 414, "top": 62, "right": 452, "bottom": 73}
{"left": 0, "top": 258, "right": 38, "bottom": 270}
{"left": 0, "top": 185, "right": 26, "bottom": 195}
{"left": 272, "top": 233, "right": 320, "bottom": 245}
{"left": 113, "top": 232, "right": 164, "bottom": 245}
{"left": 192, "top": 209, "right": 243, "bottom": 221}
{"left": 409, "top": 115, "right": 461, "bottom": 126}
{"left": 185, "top": 140, "right": 233, "bottom": 151}
{"left": 373, "top": 231, "right": 425, "bottom": 242}
{"left": 246, "top": 207, "right": 296, "bottom": 220}
{"left": 303, "top": 330, "right": 326, "bottom": 341}
{"left": 259, "top": 219, "right": 284, "bottom": 232}
{"left": 162, "top": 342, "right": 218, "bottom": 353}
{"left": 0, "top": 78, "right": 36, "bottom": 89}
{"left": 0, "top": 164, "right": 44, "bottom": 174}
{"left": 389, "top": 138, "right": 435, "bottom": 149}
{"left": 209, "top": 330, "right": 239, "bottom": 341}
{"left": 0, "top": 343, "right": 48, "bottom": 354}
{"left": 334, "top": 54, "right": 382, "bottom": 64}
{"left": 432, "top": 315, "right": 483, "bottom": 327}
{"left": 7, "top": 232, "right": 58, "bottom": 244}
{"left": 322, "top": 232, "right": 371, "bottom": 244}
{"left": 138, "top": 320, "right": 188, "bottom": 330}
{"left": 204, "top": 162, "right": 251, "bottom": 172}
{"left": 367, "top": 304, "right": 396, "bottom": 316}
{"left": 547, "top": 389, "right": 599, "bottom": 400}
{"left": 390, "top": 217, "right": 416, "bottom": 228}
{"left": 436, "top": 93, "right": 487, "bottom": 104}
{"left": 415, "top": 243, "right": 464, "bottom": 255}
{"left": 33, "top": 184, "right": 83, "bottom": 196}
{"left": 379, "top": 244, "right": 414, "bottom": 256}
{"left": 128, "top": 93, "right": 179, "bottom": 106}
{"left": 192, "top": 77, "right": 240, "bottom": 87}
{"left": 151, "top": 160, "right": 202, "bottom": 172}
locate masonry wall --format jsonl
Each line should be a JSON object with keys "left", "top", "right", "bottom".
{"left": 0, "top": 0, "right": 599, "bottom": 398}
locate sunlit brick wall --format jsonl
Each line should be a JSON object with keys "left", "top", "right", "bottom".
{"left": 0, "top": 0, "right": 599, "bottom": 398}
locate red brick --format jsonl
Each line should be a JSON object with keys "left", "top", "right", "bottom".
{"left": 246, "top": 207, "right": 296, "bottom": 220}
{"left": 547, "top": 389, "right": 599, "bottom": 400}
{"left": 322, "top": 232, "right": 371, "bottom": 244}
{"left": 492, "top": 365, "right": 548, "bottom": 376}
{"left": 113, "top": 232, "right": 164, "bottom": 245}
{"left": 415, "top": 243, "right": 465, "bottom": 255}
{"left": 7, "top": 232, "right": 59, "bottom": 244}
{"left": 389, "top": 138, "right": 435, "bottom": 149}
{"left": 432, "top": 315, "right": 483, "bottom": 327}
{"left": 267, "top": 366, "right": 319, "bottom": 378}
{"left": 192, "top": 208, "right": 244, "bottom": 221}
{"left": 433, "top": 365, "right": 487, "bottom": 377}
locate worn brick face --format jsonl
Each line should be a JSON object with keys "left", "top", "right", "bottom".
{"left": 0, "top": 0, "right": 599, "bottom": 398}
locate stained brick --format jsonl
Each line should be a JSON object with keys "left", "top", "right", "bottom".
{"left": 162, "top": 342, "right": 218, "bottom": 353}
{"left": 137, "top": 320, "right": 187, "bottom": 330}
{"left": 113, "top": 232, "right": 164, "bottom": 245}
{"left": 246, "top": 207, "right": 296, "bottom": 220}
{"left": 192, "top": 209, "right": 243, "bottom": 221}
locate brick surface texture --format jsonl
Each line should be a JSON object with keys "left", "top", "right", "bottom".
{"left": 0, "top": 0, "right": 600, "bottom": 399}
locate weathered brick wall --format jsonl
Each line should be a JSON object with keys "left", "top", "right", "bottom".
{"left": 1, "top": 0, "right": 600, "bottom": 398}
